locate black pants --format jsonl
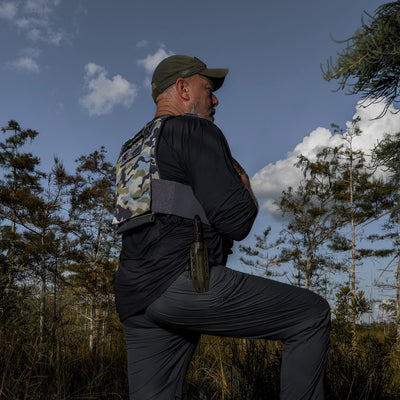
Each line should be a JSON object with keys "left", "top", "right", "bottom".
{"left": 122, "top": 266, "right": 331, "bottom": 400}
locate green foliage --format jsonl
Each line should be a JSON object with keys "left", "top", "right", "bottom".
{"left": 0, "top": 120, "right": 49, "bottom": 342}
{"left": 322, "top": 1, "right": 400, "bottom": 116}
{"left": 0, "top": 300, "right": 127, "bottom": 400}
{"left": 328, "top": 118, "right": 394, "bottom": 225}
{"left": 188, "top": 331, "right": 400, "bottom": 400}
{"left": 371, "top": 131, "right": 400, "bottom": 343}
{"left": 67, "top": 147, "right": 118, "bottom": 300}
{"left": 239, "top": 227, "right": 284, "bottom": 278}
{"left": 1, "top": 321, "right": 399, "bottom": 399}
{"left": 327, "top": 322, "right": 399, "bottom": 400}
{"left": 333, "top": 286, "right": 370, "bottom": 325}
{"left": 1, "top": 118, "right": 400, "bottom": 398}
{"left": 0, "top": 120, "right": 44, "bottom": 221}
{"left": 373, "top": 131, "right": 400, "bottom": 185}
{"left": 278, "top": 178, "right": 342, "bottom": 290}
{"left": 276, "top": 138, "right": 347, "bottom": 290}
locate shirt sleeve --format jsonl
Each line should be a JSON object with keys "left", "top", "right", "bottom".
{"left": 159, "top": 116, "right": 257, "bottom": 241}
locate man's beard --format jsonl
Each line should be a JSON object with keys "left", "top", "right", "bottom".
{"left": 188, "top": 103, "right": 215, "bottom": 122}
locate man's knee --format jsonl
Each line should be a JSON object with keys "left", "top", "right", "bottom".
{"left": 317, "top": 296, "right": 331, "bottom": 322}
{"left": 309, "top": 295, "right": 331, "bottom": 335}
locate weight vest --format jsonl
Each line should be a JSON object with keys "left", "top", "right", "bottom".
{"left": 113, "top": 115, "right": 209, "bottom": 234}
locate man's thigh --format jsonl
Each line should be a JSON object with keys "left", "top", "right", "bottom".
{"left": 146, "top": 266, "right": 329, "bottom": 340}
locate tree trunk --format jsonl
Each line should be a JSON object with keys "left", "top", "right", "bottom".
{"left": 305, "top": 258, "right": 311, "bottom": 290}
{"left": 6, "top": 210, "right": 16, "bottom": 295}
{"left": 348, "top": 148, "right": 357, "bottom": 347}
{"left": 99, "top": 303, "right": 110, "bottom": 376}
{"left": 53, "top": 256, "right": 61, "bottom": 375}
{"left": 396, "top": 255, "right": 400, "bottom": 346}
{"left": 89, "top": 296, "right": 97, "bottom": 355}
{"left": 39, "top": 232, "right": 47, "bottom": 352}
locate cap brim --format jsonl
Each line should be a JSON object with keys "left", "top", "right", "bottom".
{"left": 200, "top": 68, "right": 229, "bottom": 91}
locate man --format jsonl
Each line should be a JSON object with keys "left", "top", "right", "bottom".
{"left": 115, "top": 55, "right": 330, "bottom": 400}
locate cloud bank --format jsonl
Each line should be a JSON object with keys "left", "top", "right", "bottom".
{"left": 251, "top": 101, "right": 400, "bottom": 217}
{"left": 80, "top": 63, "right": 137, "bottom": 117}
{"left": 0, "top": 0, "right": 66, "bottom": 45}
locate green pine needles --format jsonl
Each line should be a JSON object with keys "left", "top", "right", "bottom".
{"left": 322, "top": 1, "right": 400, "bottom": 116}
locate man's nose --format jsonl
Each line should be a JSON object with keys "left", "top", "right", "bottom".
{"left": 212, "top": 94, "right": 219, "bottom": 107}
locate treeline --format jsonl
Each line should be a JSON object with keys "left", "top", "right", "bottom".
{"left": 0, "top": 118, "right": 400, "bottom": 399}
{"left": 240, "top": 117, "right": 400, "bottom": 346}
{"left": 0, "top": 120, "right": 122, "bottom": 398}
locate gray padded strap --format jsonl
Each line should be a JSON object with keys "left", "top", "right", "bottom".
{"left": 117, "top": 213, "right": 156, "bottom": 234}
{"left": 151, "top": 179, "right": 210, "bottom": 225}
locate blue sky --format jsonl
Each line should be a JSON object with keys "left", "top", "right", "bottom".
{"left": 1, "top": 0, "right": 400, "bottom": 308}
{"left": 0, "top": 0, "right": 391, "bottom": 173}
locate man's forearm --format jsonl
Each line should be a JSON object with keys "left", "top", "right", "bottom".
{"left": 240, "top": 173, "right": 259, "bottom": 211}
{"left": 232, "top": 158, "right": 259, "bottom": 211}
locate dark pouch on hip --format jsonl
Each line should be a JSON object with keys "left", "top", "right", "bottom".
{"left": 190, "top": 215, "right": 210, "bottom": 293}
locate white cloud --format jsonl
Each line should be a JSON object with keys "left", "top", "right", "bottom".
{"left": 136, "top": 39, "right": 148, "bottom": 48}
{"left": 0, "top": 1, "right": 18, "bottom": 19}
{"left": 15, "top": 17, "right": 31, "bottom": 28}
{"left": 251, "top": 126, "right": 343, "bottom": 214}
{"left": 137, "top": 47, "right": 174, "bottom": 75}
{"left": 27, "top": 27, "right": 41, "bottom": 41}
{"left": 24, "top": 0, "right": 54, "bottom": 15}
{"left": 349, "top": 101, "right": 400, "bottom": 155}
{"left": 7, "top": 0, "right": 66, "bottom": 45}
{"left": 9, "top": 56, "right": 39, "bottom": 72}
{"left": 8, "top": 47, "right": 41, "bottom": 72}
{"left": 85, "top": 62, "right": 103, "bottom": 77}
{"left": 47, "top": 29, "right": 63, "bottom": 45}
{"left": 251, "top": 101, "right": 400, "bottom": 216}
{"left": 80, "top": 63, "right": 137, "bottom": 117}
{"left": 15, "top": 15, "right": 48, "bottom": 28}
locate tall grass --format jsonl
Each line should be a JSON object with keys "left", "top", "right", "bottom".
{"left": 185, "top": 337, "right": 282, "bottom": 399}
{"left": 1, "top": 316, "right": 399, "bottom": 399}
{"left": 0, "top": 313, "right": 128, "bottom": 400}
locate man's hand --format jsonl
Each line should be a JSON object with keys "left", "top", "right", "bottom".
{"left": 232, "top": 158, "right": 246, "bottom": 176}
{"left": 232, "top": 158, "right": 259, "bottom": 211}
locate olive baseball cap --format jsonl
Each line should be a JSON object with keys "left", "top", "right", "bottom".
{"left": 151, "top": 55, "right": 229, "bottom": 102}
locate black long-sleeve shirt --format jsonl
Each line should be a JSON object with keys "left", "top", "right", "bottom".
{"left": 115, "top": 115, "right": 257, "bottom": 321}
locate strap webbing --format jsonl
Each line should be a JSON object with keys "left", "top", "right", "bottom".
{"left": 117, "top": 179, "right": 209, "bottom": 234}
{"left": 116, "top": 214, "right": 155, "bottom": 234}
{"left": 151, "top": 179, "right": 210, "bottom": 225}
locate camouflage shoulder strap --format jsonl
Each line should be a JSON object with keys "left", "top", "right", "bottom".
{"left": 113, "top": 116, "right": 209, "bottom": 234}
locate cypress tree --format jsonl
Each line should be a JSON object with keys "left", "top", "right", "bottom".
{"left": 0, "top": 120, "right": 44, "bottom": 326}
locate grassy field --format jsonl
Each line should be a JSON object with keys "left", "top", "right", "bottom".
{"left": 1, "top": 317, "right": 399, "bottom": 400}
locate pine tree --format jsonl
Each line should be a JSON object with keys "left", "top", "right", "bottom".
{"left": 322, "top": 1, "right": 400, "bottom": 117}
{"left": 0, "top": 120, "right": 44, "bottom": 328}
{"left": 371, "top": 131, "right": 400, "bottom": 344}
{"left": 67, "top": 147, "right": 118, "bottom": 371}
{"left": 19, "top": 158, "right": 75, "bottom": 353}
{"left": 277, "top": 148, "right": 343, "bottom": 291}
{"left": 328, "top": 118, "right": 394, "bottom": 342}
{"left": 239, "top": 227, "right": 283, "bottom": 278}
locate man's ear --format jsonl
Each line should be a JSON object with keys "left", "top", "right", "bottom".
{"left": 175, "top": 78, "right": 190, "bottom": 101}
